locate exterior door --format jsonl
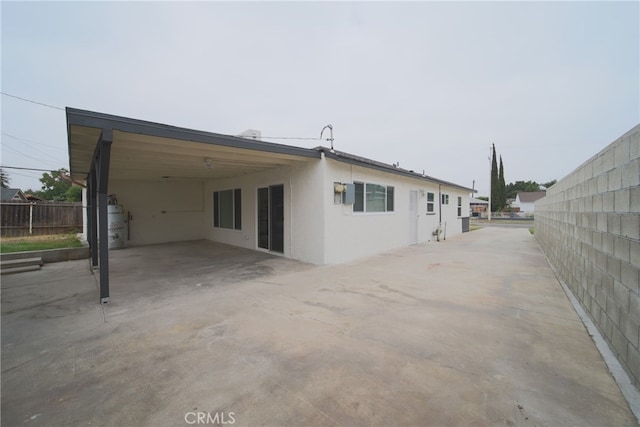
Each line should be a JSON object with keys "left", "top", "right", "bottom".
{"left": 409, "top": 190, "right": 418, "bottom": 244}
{"left": 257, "top": 184, "right": 284, "bottom": 253}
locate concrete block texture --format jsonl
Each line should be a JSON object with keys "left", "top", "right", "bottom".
{"left": 621, "top": 261, "right": 640, "bottom": 293}
{"left": 621, "top": 214, "right": 640, "bottom": 240}
{"left": 631, "top": 132, "right": 640, "bottom": 160}
{"left": 622, "top": 314, "right": 640, "bottom": 349}
{"left": 615, "top": 189, "right": 630, "bottom": 213}
{"left": 614, "top": 237, "right": 630, "bottom": 263}
{"left": 632, "top": 187, "right": 640, "bottom": 212}
{"left": 535, "top": 123, "right": 640, "bottom": 389}
{"left": 608, "top": 167, "right": 622, "bottom": 191}
{"left": 630, "top": 295, "right": 640, "bottom": 324}
{"left": 622, "top": 159, "right": 640, "bottom": 188}
{"left": 614, "top": 138, "right": 631, "bottom": 166}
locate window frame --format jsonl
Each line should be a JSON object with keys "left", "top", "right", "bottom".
{"left": 213, "top": 188, "right": 242, "bottom": 230}
{"left": 353, "top": 181, "right": 395, "bottom": 213}
{"left": 426, "top": 192, "right": 435, "bottom": 214}
{"left": 457, "top": 196, "right": 462, "bottom": 217}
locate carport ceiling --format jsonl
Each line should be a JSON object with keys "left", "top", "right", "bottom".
{"left": 67, "top": 109, "right": 321, "bottom": 182}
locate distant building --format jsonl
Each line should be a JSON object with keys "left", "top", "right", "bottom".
{"left": 0, "top": 188, "right": 27, "bottom": 202}
{"left": 24, "top": 193, "right": 44, "bottom": 202}
{"left": 512, "top": 191, "right": 546, "bottom": 214}
{"left": 469, "top": 198, "right": 489, "bottom": 217}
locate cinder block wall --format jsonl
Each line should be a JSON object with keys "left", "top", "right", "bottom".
{"left": 535, "top": 124, "right": 640, "bottom": 388}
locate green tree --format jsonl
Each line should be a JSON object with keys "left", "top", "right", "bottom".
{"left": 0, "top": 168, "right": 10, "bottom": 188}
{"left": 65, "top": 185, "right": 82, "bottom": 202}
{"left": 498, "top": 156, "right": 506, "bottom": 210}
{"left": 505, "top": 180, "right": 541, "bottom": 199}
{"left": 542, "top": 179, "right": 557, "bottom": 189}
{"left": 38, "top": 168, "right": 72, "bottom": 201}
{"left": 490, "top": 144, "right": 499, "bottom": 212}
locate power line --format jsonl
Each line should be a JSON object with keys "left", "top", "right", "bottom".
{"left": 1, "top": 132, "right": 60, "bottom": 149}
{"left": 1, "top": 138, "right": 66, "bottom": 164}
{"left": 259, "top": 136, "right": 323, "bottom": 141}
{"left": 1, "top": 92, "right": 64, "bottom": 111}
{"left": 0, "top": 166, "right": 60, "bottom": 172}
{"left": 3, "top": 169, "right": 41, "bottom": 180}
{"left": 1, "top": 143, "right": 64, "bottom": 167}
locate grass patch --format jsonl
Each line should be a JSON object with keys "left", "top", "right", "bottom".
{"left": 469, "top": 225, "right": 483, "bottom": 232}
{"left": 0, "top": 234, "right": 83, "bottom": 253}
{"left": 529, "top": 227, "right": 535, "bottom": 235}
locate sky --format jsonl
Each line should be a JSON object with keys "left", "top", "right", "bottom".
{"left": 1, "top": 1, "right": 638, "bottom": 197}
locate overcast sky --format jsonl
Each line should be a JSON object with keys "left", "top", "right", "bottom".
{"left": 1, "top": 1, "right": 638, "bottom": 196}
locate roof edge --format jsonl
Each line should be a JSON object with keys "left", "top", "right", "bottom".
{"left": 66, "top": 107, "right": 321, "bottom": 159}
{"left": 317, "top": 147, "right": 475, "bottom": 193}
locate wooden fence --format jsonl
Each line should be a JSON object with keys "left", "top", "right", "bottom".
{"left": 0, "top": 202, "right": 83, "bottom": 237}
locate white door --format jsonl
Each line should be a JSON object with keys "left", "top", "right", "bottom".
{"left": 409, "top": 190, "right": 418, "bottom": 244}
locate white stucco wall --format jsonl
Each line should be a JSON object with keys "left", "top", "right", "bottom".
{"left": 202, "top": 158, "right": 325, "bottom": 265}
{"left": 107, "top": 157, "right": 470, "bottom": 266}
{"left": 512, "top": 199, "right": 535, "bottom": 213}
{"left": 109, "top": 180, "right": 206, "bottom": 246}
{"left": 322, "top": 159, "right": 469, "bottom": 264}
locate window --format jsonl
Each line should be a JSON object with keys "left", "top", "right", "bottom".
{"left": 442, "top": 194, "right": 449, "bottom": 205}
{"left": 354, "top": 182, "right": 364, "bottom": 212}
{"left": 426, "top": 192, "right": 435, "bottom": 214}
{"left": 457, "top": 196, "right": 462, "bottom": 217}
{"left": 353, "top": 182, "right": 394, "bottom": 213}
{"left": 366, "top": 183, "right": 386, "bottom": 212}
{"left": 386, "top": 187, "right": 394, "bottom": 212}
{"left": 213, "top": 189, "right": 241, "bottom": 230}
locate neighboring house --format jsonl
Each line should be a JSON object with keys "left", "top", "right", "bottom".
{"left": 66, "top": 108, "right": 474, "bottom": 301}
{"left": 0, "top": 188, "right": 27, "bottom": 202}
{"left": 511, "top": 191, "right": 546, "bottom": 214}
{"left": 469, "top": 198, "right": 489, "bottom": 217}
{"left": 24, "top": 193, "right": 44, "bottom": 202}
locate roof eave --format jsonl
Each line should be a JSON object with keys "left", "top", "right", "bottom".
{"left": 319, "top": 147, "right": 475, "bottom": 193}
{"left": 66, "top": 107, "right": 321, "bottom": 160}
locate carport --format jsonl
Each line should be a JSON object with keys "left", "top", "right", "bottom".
{"left": 66, "top": 108, "right": 320, "bottom": 303}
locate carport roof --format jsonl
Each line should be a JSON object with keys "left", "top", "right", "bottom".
{"left": 67, "top": 108, "right": 474, "bottom": 193}
{"left": 66, "top": 108, "right": 321, "bottom": 182}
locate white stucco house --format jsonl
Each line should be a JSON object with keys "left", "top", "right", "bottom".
{"left": 67, "top": 108, "right": 474, "bottom": 301}
{"left": 511, "top": 191, "right": 546, "bottom": 214}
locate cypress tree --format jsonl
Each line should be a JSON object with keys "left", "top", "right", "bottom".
{"left": 498, "top": 155, "right": 506, "bottom": 210}
{"left": 491, "top": 144, "right": 499, "bottom": 212}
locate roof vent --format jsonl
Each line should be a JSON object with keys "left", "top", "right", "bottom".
{"left": 237, "top": 129, "right": 262, "bottom": 140}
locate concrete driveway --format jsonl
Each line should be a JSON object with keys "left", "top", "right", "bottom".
{"left": 1, "top": 229, "right": 636, "bottom": 426}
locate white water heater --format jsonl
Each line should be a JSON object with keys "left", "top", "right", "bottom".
{"left": 107, "top": 204, "right": 125, "bottom": 250}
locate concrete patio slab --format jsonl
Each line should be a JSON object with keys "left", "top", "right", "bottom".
{"left": 1, "top": 229, "right": 637, "bottom": 426}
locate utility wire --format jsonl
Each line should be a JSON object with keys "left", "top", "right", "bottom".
{"left": 2, "top": 132, "right": 60, "bottom": 148}
{"left": 1, "top": 143, "right": 63, "bottom": 167}
{"left": 1, "top": 92, "right": 64, "bottom": 111}
{"left": 259, "top": 136, "right": 323, "bottom": 141}
{"left": 3, "top": 169, "right": 41, "bottom": 179}
{"left": 0, "top": 166, "right": 58, "bottom": 172}
{"left": 1, "top": 138, "right": 66, "bottom": 164}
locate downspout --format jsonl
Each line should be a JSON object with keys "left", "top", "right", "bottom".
{"left": 318, "top": 147, "right": 328, "bottom": 264}
{"left": 29, "top": 203, "right": 34, "bottom": 235}
{"left": 289, "top": 174, "right": 293, "bottom": 259}
{"left": 438, "top": 184, "right": 442, "bottom": 225}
